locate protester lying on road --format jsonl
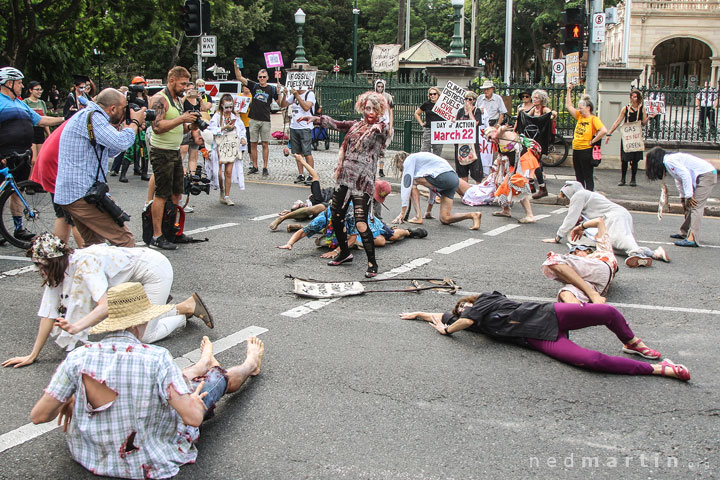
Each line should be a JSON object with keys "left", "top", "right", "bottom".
{"left": 401, "top": 291, "right": 690, "bottom": 381}
{"left": 547, "top": 181, "right": 669, "bottom": 267}
{"left": 542, "top": 217, "right": 618, "bottom": 304}
{"left": 2, "top": 234, "right": 213, "bottom": 368}
{"left": 30, "top": 282, "right": 264, "bottom": 479}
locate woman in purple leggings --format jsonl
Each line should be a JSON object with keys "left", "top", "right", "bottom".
{"left": 401, "top": 291, "right": 690, "bottom": 381}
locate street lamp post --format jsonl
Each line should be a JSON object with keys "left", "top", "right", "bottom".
{"left": 447, "top": 0, "right": 467, "bottom": 58}
{"left": 352, "top": 0, "right": 359, "bottom": 81}
{"left": 293, "top": 8, "right": 308, "bottom": 64}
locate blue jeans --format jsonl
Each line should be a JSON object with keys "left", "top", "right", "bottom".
{"left": 190, "top": 366, "right": 228, "bottom": 420}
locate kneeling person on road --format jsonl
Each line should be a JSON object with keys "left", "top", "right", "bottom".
{"left": 30, "top": 282, "right": 265, "bottom": 479}
{"left": 148, "top": 66, "right": 201, "bottom": 250}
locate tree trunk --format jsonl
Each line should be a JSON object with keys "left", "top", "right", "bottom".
{"left": 169, "top": 31, "right": 185, "bottom": 71}
{"left": 397, "top": 0, "right": 406, "bottom": 47}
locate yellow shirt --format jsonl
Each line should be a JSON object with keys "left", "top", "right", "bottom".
{"left": 572, "top": 113, "right": 604, "bottom": 150}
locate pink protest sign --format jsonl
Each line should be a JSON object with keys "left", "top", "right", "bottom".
{"left": 264, "top": 51, "right": 284, "bottom": 68}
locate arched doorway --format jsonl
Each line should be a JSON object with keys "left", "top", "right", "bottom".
{"left": 652, "top": 37, "right": 713, "bottom": 87}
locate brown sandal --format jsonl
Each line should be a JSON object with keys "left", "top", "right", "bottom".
{"left": 191, "top": 293, "right": 214, "bottom": 329}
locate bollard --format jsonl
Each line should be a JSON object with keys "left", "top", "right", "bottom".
{"left": 403, "top": 120, "right": 412, "bottom": 153}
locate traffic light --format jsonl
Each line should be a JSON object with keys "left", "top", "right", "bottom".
{"left": 560, "top": 8, "right": 586, "bottom": 56}
{"left": 182, "top": 0, "right": 201, "bottom": 37}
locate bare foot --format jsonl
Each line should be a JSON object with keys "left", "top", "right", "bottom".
{"left": 423, "top": 212, "right": 435, "bottom": 219}
{"left": 246, "top": 336, "right": 264, "bottom": 376}
{"left": 588, "top": 292, "right": 607, "bottom": 304}
{"left": 269, "top": 218, "right": 282, "bottom": 231}
{"left": 408, "top": 217, "right": 424, "bottom": 224}
{"left": 287, "top": 224, "right": 302, "bottom": 232}
{"left": 469, "top": 212, "right": 482, "bottom": 230}
{"left": 197, "top": 336, "right": 220, "bottom": 371}
{"left": 518, "top": 217, "right": 536, "bottom": 224}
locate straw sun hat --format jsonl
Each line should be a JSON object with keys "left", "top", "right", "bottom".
{"left": 89, "top": 282, "right": 175, "bottom": 335}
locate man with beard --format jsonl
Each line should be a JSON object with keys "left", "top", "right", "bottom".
{"left": 148, "top": 66, "right": 201, "bottom": 250}
{"left": 55, "top": 88, "right": 146, "bottom": 247}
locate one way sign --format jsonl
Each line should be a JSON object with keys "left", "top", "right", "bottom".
{"left": 201, "top": 35, "right": 216, "bottom": 57}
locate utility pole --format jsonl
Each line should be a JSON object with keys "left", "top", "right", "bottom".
{"left": 352, "top": 0, "right": 359, "bottom": 81}
{"left": 197, "top": 40, "right": 202, "bottom": 81}
{"left": 585, "top": 0, "right": 603, "bottom": 105}
{"left": 470, "top": 0, "right": 477, "bottom": 67}
{"left": 405, "top": 0, "right": 410, "bottom": 49}
{"left": 504, "top": 0, "right": 513, "bottom": 84}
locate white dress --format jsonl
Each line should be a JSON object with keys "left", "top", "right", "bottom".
{"left": 207, "top": 112, "right": 246, "bottom": 191}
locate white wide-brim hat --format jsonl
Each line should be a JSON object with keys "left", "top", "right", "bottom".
{"left": 480, "top": 80, "right": 495, "bottom": 90}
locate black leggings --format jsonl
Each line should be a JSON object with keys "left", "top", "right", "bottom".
{"left": 572, "top": 148, "right": 594, "bottom": 191}
{"left": 330, "top": 186, "right": 376, "bottom": 268}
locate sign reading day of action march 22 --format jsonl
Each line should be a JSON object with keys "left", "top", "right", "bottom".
{"left": 430, "top": 120, "right": 476, "bottom": 144}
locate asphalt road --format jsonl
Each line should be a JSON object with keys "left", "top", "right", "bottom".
{"left": 0, "top": 171, "right": 718, "bottom": 479}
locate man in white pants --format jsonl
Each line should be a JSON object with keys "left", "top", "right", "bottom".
{"left": 548, "top": 181, "right": 670, "bottom": 267}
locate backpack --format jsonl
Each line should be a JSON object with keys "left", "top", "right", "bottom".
{"left": 141, "top": 200, "right": 208, "bottom": 244}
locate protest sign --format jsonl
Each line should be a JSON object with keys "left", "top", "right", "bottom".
{"left": 286, "top": 71, "right": 316, "bottom": 91}
{"left": 216, "top": 133, "right": 240, "bottom": 163}
{"left": 430, "top": 120, "right": 476, "bottom": 144}
{"left": 432, "top": 81, "right": 466, "bottom": 122}
{"left": 644, "top": 99, "right": 666, "bottom": 115}
{"left": 234, "top": 96, "right": 250, "bottom": 114}
{"left": 264, "top": 51, "right": 284, "bottom": 68}
{"left": 620, "top": 121, "right": 645, "bottom": 152}
{"left": 566, "top": 52, "right": 580, "bottom": 85}
{"left": 371, "top": 44, "right": 401, "bottom": 72}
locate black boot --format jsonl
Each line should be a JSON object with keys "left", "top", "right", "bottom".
{"left": 140, "top": 154, "right": 150, "bottom": 181}
{"left": 119, "top": 159, "right": 130, "bottom": 183}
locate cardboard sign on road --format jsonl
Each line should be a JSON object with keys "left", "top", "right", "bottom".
{"left": 432, "top": 81, "right": 467, "bottom": 122}
{"left": 286, "top": 71, "right": 316, "bottom": 91}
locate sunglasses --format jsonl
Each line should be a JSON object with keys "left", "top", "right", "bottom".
{"left": 465, "top": 98, "right": 474, "bottom": 101}
{"left": 429, "top": 93, "right": 438, "bottom": 96}
{"left": 33, "top": 88, "right": 43, "bottom": 92}
{"left": 258, "top": 76, "right": 268, "bottom": 79}
{"left": 521, "top": 95, "right": 530, "bottom": 99}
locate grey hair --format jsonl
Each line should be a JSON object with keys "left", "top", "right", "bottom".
{"left": 532, "top": 89, "right": 549, "bottom": 106}
{"left": 96, "top": 88, "right": 125, "bottom": 108}
{"left": 579, "top": 94, "right": 594, "bottom": 113}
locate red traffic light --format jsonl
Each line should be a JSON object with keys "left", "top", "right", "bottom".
{"left": 572, "top": 25, "right": 580, "bottom": 38}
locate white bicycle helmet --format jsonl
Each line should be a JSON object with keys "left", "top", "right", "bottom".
{"left": 0, "top": 67, "right": 24, "bottom": 86}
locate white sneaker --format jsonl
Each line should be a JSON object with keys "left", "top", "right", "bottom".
{"left": 224, "top": 196, "right": 235, "bottom": 206}
{"left": 219, "top": 192, "right": 226, "bottom": 204}
{"left": 183, "top": 205, "right": 194, "bottom": 213}
{"left": 653, "top": 246, "right": 670, "bottom": 263}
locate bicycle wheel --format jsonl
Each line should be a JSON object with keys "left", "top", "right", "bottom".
{"left": 0, "top": 180, "right": 55, "bottom": 249}
{"left": 541, "top": 134, "right": 569, "bottom": 167}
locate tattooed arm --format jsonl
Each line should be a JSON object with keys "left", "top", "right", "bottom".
{"left": 150, "top": 93, "right": 199, "bottom": 134}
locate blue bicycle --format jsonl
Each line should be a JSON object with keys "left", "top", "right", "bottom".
{"left": 0, "top": 151, "right": 53, "bottom": 249}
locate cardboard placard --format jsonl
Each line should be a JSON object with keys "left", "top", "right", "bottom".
{"left": 620, "top": 121, "right": 645, "bottom": 152}
{"left": 644, "top": 99, "right": 666, "bottom": 115}
{"left": 286, "top": 71, "right": 316, "bottom": 91}
{"left": 430, "top": 120, "right": 476, "bottom": 144}
{"left": 216, "top": 133, "right": 240, "bottom": 163}
{"left": 432, "top": 81, "right": 466, "bottom": 122}
{"left": 566, "top": 52, "right": 580, "bottom": 85}
{"left": 264, "top": 51, "right": 284, "bottom": 68}
{"left": 371, "top": 44, "right": 401, "bottom": 72}
{"left": 234, "top": 96, "right": 250, "bottom": 114}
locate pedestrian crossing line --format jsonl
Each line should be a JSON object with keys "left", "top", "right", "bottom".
{"left": 435, "top": 239, "right": 484, "bottom": 255}
{"left": 533, "top": 214, "right": 551, "bottom": 220}
{"left": 0, "top": 255, "right": 32, "bottom": 262}
{"left": 639, "top": 240, "right": 720, "bottom": 249}
{"left": 0, "top": 325, "right": 268, "bottom": 454}
{"left": 436, "top": 291, "right": 720, "bottom": 316}
{"left": 484, "top": 224, "right": 521, "bottom": 237}
{"left": 281, "top": 257, "right": 433, "bottom": 318}
{"left": 251, "top": 213, "right": 279, "bottom": 221}
{"left": 184, "top": 223, "right": 239, "bottom": 235}
{"left": 0, "top": 265, "right": 36, "bottom": 281}
{"left": 551, "top": 208, "right": 568, "bottom": 214}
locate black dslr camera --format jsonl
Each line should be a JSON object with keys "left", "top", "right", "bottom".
{"left": 84, "top": 181, "right": 131, "bottom": 226}
{"left": 184, "top": 164, "right": 211, "bottom": 196}
{"left": 125, "top": 85, "right": 156, "bottom": 124}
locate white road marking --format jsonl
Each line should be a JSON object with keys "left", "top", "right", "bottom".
{"left": 251, "top": 214, "right": 279, "bottom": 221}
{"left": 484, "top": 224, "right": 520, "bottom": 236}
{"left": 639, "top": 240, "right": 720, "bottom": 249}
{"left": 438, "top": 291, "right": 720, "bottom": 316}
{"left": 435, "top": 239, "right": 483, "bottom": 254}
{"left": 533, "top": 214, "right": 551, "bottom": 220}
{"left": 281, "top": 257, "right": 433, "bottom": 318}
{"left": 0, "top": 255, "right": 31, "bottom": 262}
{"left": 551, "top": 208, "right": 568, "bottom": 214}
{"left": 184, "top": 223, "right": 239, "bottom": 235}
{"left": 0, "top": 326, "right": 268, "bottom": 453}
{"left": 281, "top": 298, "right": 341, "bottom": 318}
{"left": 0, "top": 265, "right": 36, "bottom": 280}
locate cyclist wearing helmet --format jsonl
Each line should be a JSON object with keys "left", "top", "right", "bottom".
{"left": 0, "top": 67, "right": 63, "bottom": 241}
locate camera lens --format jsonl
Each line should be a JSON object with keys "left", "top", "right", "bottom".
{"left": 195, "top": 117, "right": 209, "bottom": 131}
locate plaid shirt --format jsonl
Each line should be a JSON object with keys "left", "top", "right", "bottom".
{"left": 45, "top": 331, "right": 198, "bottom": 479}
{"left": 55, "top": 102, "right": 136, "bottom": 205}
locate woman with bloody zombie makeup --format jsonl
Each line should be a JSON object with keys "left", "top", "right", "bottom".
{"left": 300, "top": 92, "right": 390, "bottom": 277}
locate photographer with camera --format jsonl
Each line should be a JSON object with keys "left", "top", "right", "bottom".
{"left": 148, "top": 66, "right": 205, "bottom": 250}
{"left": 54, "top": 88, "right": 144, "bottom": 247}
{"left": 111, "top": 76, "right": 152, "bottom": 182}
